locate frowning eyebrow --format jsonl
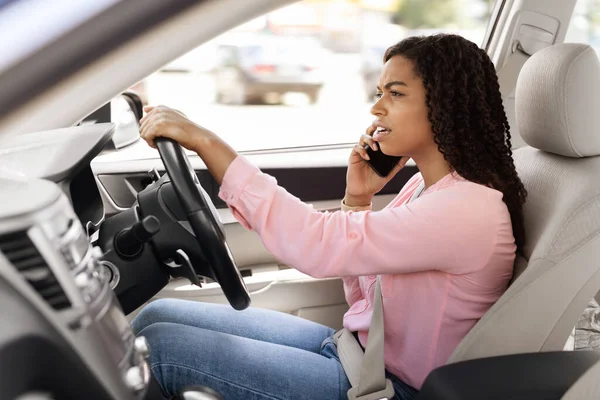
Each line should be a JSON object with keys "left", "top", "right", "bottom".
{"left": 377, "top": 81, "right": 408, "bottom": 90}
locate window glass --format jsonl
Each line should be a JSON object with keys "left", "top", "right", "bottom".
{"left": 131, "top": 0, "right": 496, "bottom": 152}
{"left": 565, "top": 0, "right": 600, "bottom": 55}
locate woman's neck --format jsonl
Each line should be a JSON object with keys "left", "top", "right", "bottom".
{"left": 413, "top": 151, "right": 452, "bottom": 189}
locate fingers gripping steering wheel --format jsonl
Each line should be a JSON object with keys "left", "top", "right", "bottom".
{"left": 155, "top": 138, "right": 250, "bottom": 310}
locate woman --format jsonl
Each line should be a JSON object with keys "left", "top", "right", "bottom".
{"left": 134, "top": 34, "right": 527, "bottom": 400}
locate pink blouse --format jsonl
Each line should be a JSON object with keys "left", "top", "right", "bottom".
{"left": 218, "top": 156, "right": 516, "bottom": 389}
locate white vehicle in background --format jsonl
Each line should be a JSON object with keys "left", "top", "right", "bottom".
{"left": 212, "top": 33, "right": 327, "bottom": 104}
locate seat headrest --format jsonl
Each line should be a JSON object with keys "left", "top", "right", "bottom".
{"left": 516, "top": 43, "right": 600, "bottom": 158}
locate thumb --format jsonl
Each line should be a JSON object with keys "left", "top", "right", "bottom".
{"left": 143, "top": 105, "right": 154, "bottom": 113}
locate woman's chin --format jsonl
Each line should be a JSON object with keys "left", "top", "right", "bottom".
{"left": 379, "top": 143, "right": 405, "bottom": 157}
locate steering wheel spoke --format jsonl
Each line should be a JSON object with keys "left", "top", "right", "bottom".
{"left": 155, "top": 138, "right": 250, "bottom": 310}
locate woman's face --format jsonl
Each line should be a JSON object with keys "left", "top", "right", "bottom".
{"left": 370, "top": 55, "right": 436, "bottom": 158}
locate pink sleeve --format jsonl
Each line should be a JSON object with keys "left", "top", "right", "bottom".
{"left": 342, "top": 277, "right": 362, "bottom": 306}
{"left": 218, "top": 156, "right": 503, "bottom": 278}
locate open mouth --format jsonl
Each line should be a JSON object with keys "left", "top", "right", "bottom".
{"left": 374, "top": 126, "right": 391, "bottom": 140}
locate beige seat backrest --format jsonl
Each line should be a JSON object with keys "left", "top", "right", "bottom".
{"left": 449, "top": 43, "right": 600, "bottom": 363}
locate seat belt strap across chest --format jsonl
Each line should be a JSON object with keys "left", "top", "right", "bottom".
{"left": 334, "top": 181, "right": 426, "bottom": 400}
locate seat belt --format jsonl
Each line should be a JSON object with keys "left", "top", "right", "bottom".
{"left": 333, "top": 182, "right": 425, "bottom": 400}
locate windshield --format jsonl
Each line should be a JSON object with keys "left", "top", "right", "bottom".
{"left": 135, "top": 0, "right": 494, "bottom": 153}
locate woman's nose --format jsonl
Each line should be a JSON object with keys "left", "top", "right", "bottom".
{"left": 370, "top": 98, "right": 386, "bottom": 116}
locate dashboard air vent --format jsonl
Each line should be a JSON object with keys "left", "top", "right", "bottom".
{"left": 0, "top": 231, "right": 71, "bottom": 310}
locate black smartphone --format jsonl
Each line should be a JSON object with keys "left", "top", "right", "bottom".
{"left": 364, "top": 145, "right": 402, "bottom": 177}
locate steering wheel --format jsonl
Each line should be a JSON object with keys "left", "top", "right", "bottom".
{"left": 155, "top": 137, "right": 250, "bottom": 310}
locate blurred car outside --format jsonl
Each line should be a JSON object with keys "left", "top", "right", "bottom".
{"left": 212, "top": 33, "right": 327, "bottom": 105}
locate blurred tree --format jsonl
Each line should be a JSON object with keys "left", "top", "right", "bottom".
{"left": 393, "top": 0, "right": 459, "bottom": 28}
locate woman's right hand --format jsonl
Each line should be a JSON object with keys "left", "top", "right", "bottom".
{"left": 345, "top": 124, "right": 410, "bottom": 206}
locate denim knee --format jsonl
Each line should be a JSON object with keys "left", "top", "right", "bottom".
{"left": 131, "top": 298, "right": 177, "bottom": 335}
{"left": 135, "top": 322, "right": 178, "bottom": 396}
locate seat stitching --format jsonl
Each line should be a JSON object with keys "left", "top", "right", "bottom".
{"left": 563, "top": 47, "right": 592, "bottom": 157}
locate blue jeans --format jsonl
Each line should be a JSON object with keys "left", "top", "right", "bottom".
{"left": 132, "top": 299, "right": 418, "bottom": 400}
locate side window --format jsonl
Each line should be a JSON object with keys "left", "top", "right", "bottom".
{"left": 565, "top": 0, "right": 600, "bottom": 53}
{"left": 138, "top": 0, "right": 496, "bottom": 152}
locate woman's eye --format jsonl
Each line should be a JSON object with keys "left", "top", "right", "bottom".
{"left": 391, "top": 91, "right": 405, "bottom": 97}
{"left": 374, "top": 92, "right": 383, "bottom": 100}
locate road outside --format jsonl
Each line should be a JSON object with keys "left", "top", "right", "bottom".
{"left": 144, "top": 54, "right": 376, "bottom": 152}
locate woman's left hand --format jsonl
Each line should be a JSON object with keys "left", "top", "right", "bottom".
{"left": 139, "top": 105, "right": 212, "bottom": 152}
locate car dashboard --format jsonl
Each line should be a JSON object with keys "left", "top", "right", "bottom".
{"left": 0, "top": 123, "right": 115, "bottom": 230}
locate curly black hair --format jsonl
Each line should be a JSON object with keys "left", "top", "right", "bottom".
{"left": 384, "top": 34, "right": 527, "bottom": 252}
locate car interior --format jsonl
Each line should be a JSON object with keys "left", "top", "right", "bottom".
{"left": 1, "top": 0, "right": 600, "bottom": 399}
